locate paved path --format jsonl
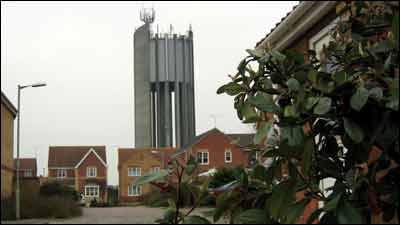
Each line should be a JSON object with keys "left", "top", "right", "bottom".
{"left": 2, "top": 206, "right": 220, "bottom": 224}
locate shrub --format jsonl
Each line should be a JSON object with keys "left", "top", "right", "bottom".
{"left": 208, "top": 167, "right": 242, "bottom": 189}
{"left": 40, "top": 182, "right": 79, "bottom": 201}
{"left": 1, "top": 185, "right": 82, "bottom": 220}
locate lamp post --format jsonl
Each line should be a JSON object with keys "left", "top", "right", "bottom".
{"left": 15, "top": 82, "right": 46, "bottom": 220}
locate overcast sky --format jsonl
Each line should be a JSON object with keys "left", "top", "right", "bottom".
{"left": 1, "top": 1, "right": 298, "bottom": 185}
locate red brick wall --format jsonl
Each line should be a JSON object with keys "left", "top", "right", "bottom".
{"left": 190, "top": 131, "right": 249, "bottom": 173}
{"left": 48, "top": 168, "right": 75, "bottom": 178}
{"left": 77, "top": 152, "right": 107, "bottom": 178}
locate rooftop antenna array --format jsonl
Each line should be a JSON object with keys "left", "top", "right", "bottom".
{"left": 140, "top": 7, "right": 155, "bottom": 24}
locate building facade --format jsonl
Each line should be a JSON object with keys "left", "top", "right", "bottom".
{"left": 15, "top": 158, "right": 37, "bottom": 179}
{"left": 175, "top": 128, "right": 253, "bottom": 175}
{"left": 118, "top": 147, "right": 176, "bottom": 202}
{"left": 134, "top": 8, "right": 196, "bottom": 148}
{"left": 1, "top": 92, "right": 17, "bottom": 199}
{"left": 48, "top": 146, "right": 108, "bottom": 202}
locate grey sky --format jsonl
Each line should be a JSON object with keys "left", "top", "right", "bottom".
{"left": 1, "top": 1, "right": 298, "bottom": 185}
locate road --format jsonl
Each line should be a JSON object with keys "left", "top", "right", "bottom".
{"left": 2, "top": 206, "right": 221, "bottom": 224}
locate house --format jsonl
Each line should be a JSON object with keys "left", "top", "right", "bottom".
{"left": 118, "top": 147, "right": 176, "bottom": 202}
{"left": 1, "top": 92, "right": 17, "bottom": 199}
{"left": 174, "top": 128, "right": 254, "bottom": 175}
{"left": 15, "top": 158, "right": 41, "bottom": 194}
{"left": 48, "top": 146, "right": 108, "bottom": 203}
{"left": 254, "top": 1, "right": 340, "bottom": 223}
{"left": 15, "top": 158, "right": 37, "bottom": 179}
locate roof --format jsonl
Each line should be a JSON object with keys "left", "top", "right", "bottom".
{"left": 1, "top": 91, "right": 17, "bottom": 117}
{"left": 255, "top": 3, "right": 300, "bottom": 48}
{"left": 118, "top": 147, "right": 177, "bottom": 167}
{"left": 48, "top": 146, "right": 107, "bottom": 168}
{"left": 255, "top": 1, "right": 337, "bottom": 50}
{"left": 174, "top": 128, "right": 255, "bottom": 156}
{"left": 15, "top": 158, "right": 37, "bottom": 171}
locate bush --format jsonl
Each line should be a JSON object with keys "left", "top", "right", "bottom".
{"left": 40, "top": 182, "right": 79, "bottom": 201}
{"left": 208, "top": 166, "right": 243, "bottom": 189}
{"left": 1, "top": 184, "right": 82, "bottom": 220}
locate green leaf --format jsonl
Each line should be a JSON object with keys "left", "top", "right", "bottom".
{"left": 314, "top": 97, "right": 332, "bottom": 115}
{"left": 252, "top": 164, "right": 268, "bottom": 181}
{"left": 305, "top": 97, "right": 319, "bottom": 110}
{"left": 267, "top": 180, "right": 296, "bottom": 220}
{"left": 294, "top": 71, "right": 308, "bottom": 84}
{"left": 343, "top": 118, "right": 364, "bottom": 143}
{"left": 334, "top": 71, "right": 347, "bottom": 86}
{"left": 285, "top": 50, "right": 304, "bottom": 64}
{"left": 368, "top": 87, "right": 383, "bottom": 100}
{"left": 350, "top": 86, "right": 369, "bottom": 111}
{"left": 287, "top": 78, "right": 301, "bottom": 92}
{"left": 219, "top": 82, "right": 246, "bottom": 96}
{"left": 393, "top": 12, "right": 399, "bottom": 49}
{"left": 384, "top": 53, "right": 392, "bottom": 71}
{"left": 308, "top": 69, "right": 318, "bottom": 84}
{"left": 234, "top": 209, "right": 269, "bottom": 224}
{"left": 247, "top": 93, "right": 281, "bottom": 113}
{"left": 285, "top": 199, "right": 310, "bottom": 224}
{"left": 306, "top": 209, "right": 324, "bottom": 224}
{"left": 183, "top": 216, "right": 211, "bottom": 224}
{"left": 185, "top": 155, "right": 198, "bottom": 176}
{"left": 370, "top": 40, "right": 394, "bottom": 53}
{"left": 132, "top": 169, "right": 169, "bottom": 186}
{"left": 282, "top": 126, "right": 305, "bottom": 147}
{"left": 271, "top": 50, "right": 286, "bottom": 61}
{"left": 337, "top": 202, "right": 363, "bottom": 224}
{"left": 301, "top": 137, "right": 315, "bottom": 176}
{"left": 241, "top": 102, "right": 259, "bottom": 123}
{"left": 246, "top": 49, "right": 264, "bottom": 58}
{"left": 253, "top": 120, "right": 273, "bottom": 145}
{"left": 284, "top": 105, "right": 300, "bottom": 118}
{"left": 323, "top": 193, "right": 342, "bottom": 211}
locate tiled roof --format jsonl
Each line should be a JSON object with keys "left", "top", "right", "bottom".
{"left": 255, "top": 3, "right": 300, "bottom": 48}
{"left": 175, "top": 128, "right": 255, "bottom": 156}
{"left": 15, "top": 158, "right": 37, "bottom": 171}
{"left": 48, "top": 146, "right": 107, "bottom": 168}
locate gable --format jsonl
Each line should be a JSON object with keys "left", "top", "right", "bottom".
{"left": 48, "top": 146, "right": 106, "bottom": 168}
{"left": 75, "top": 148, "right": 107, "bottom": 168}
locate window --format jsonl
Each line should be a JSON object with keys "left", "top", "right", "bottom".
{"left": 197, "top": 151, "right": 209, "bottom": 165}
{"left": 24, "top": 169, "right": 33, "bottom": 177}
{"left": 309, "top": 17, "right": 340, "bottom": 73}
{"left": 128, "top": 167, "right": 141, "bottom": 177}
{"left": 150, "top": 167, "right": 160, "bottom": 174}
{"left": 85, "top": 185, "right": 99, "bottom": 197}
{"left": 128, "top": 184, "right": 142, "bottom": 196}
{"left": 57, "top": 169, "right": 67, "bottom": 178}
{"left": 225, "top": 150, "right": 232, "bottom": 163}
{"left": 86, "top": 167, "right": 97, "bottom": 178}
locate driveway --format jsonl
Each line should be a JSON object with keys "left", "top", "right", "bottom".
{"left": 2, "top": 206, "right": 221, "bottom": 224}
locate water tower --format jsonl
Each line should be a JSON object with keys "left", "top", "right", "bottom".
{"left": 134, "top": 8, "right": 196, "bottom": 148}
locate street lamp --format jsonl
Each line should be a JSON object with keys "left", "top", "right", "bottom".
{"left": 15, "top": 82, "right": 47, "bottom": 220}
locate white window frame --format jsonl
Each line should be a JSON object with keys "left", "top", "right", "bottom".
{"left": 225, "top": 149, "right": 232, "bottom": 163}
{"left": 85, "top": 185, "right": 99, "bottom": 198}
{"left": 24, "top": 169, "right": 33, "bottom": 177}
{"left": 86, "top": 167, "right": 97, "bottom": 178}
{"left": 128, "top": 167, "right": 141, "bottom": 177}
{"left": 128, "top": 184, "right": 142, "bottom": 197}
{"left": 57, "top": 169, "right": 67, "bottom": 179}
{"left": 151, "top": 167, "right": 160, "bottom": 174}
{"left": 197, "top": 151, "right": 209, "bottom": 165}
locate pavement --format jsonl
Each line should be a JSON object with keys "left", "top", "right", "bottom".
{"left": 1, "top": 206, "right": 221, "bottom": 224}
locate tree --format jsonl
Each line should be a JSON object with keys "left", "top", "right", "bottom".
{"left": 216, "top": 1, "right": 399, "bottom": 224}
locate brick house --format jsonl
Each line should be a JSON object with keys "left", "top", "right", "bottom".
{"left": 48, "top": 146, "right": 108, "bottom": 202}
{"left": 174, "top": 128, "right": 254, "bottom": 175}
{"left": 1, "top": 92, "right": 17, "bottom": 199}
{"left": 118, "top": 147, "right": 176, "bottom": 203}
{"left": 15, "top": 158, "right": 37, "bottom": 178}
{"left": 255, "top": 1, "right": 341, "bottom": 223}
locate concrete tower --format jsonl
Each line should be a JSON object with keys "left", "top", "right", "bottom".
{"left": 134, "top": 8, "right": 196, "bottom": 148}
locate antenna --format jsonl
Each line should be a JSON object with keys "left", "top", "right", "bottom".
{"left": 140, "top": 7, "right": 155, "bottom": 24}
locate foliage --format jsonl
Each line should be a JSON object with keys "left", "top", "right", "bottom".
{"left": 1, "top": 185, "right": 82, "bottom": 220}
{"left": 215, "top": 1, "right": 399, "bottom": 224}
{"left": 208, "top": 166, "right": 242, "bottom": 189}
{"left": 132, "top": 155, "right": 212, "bottom": 224}
{"left": 40, "top": 181, "right": 80, "bottom": 201}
